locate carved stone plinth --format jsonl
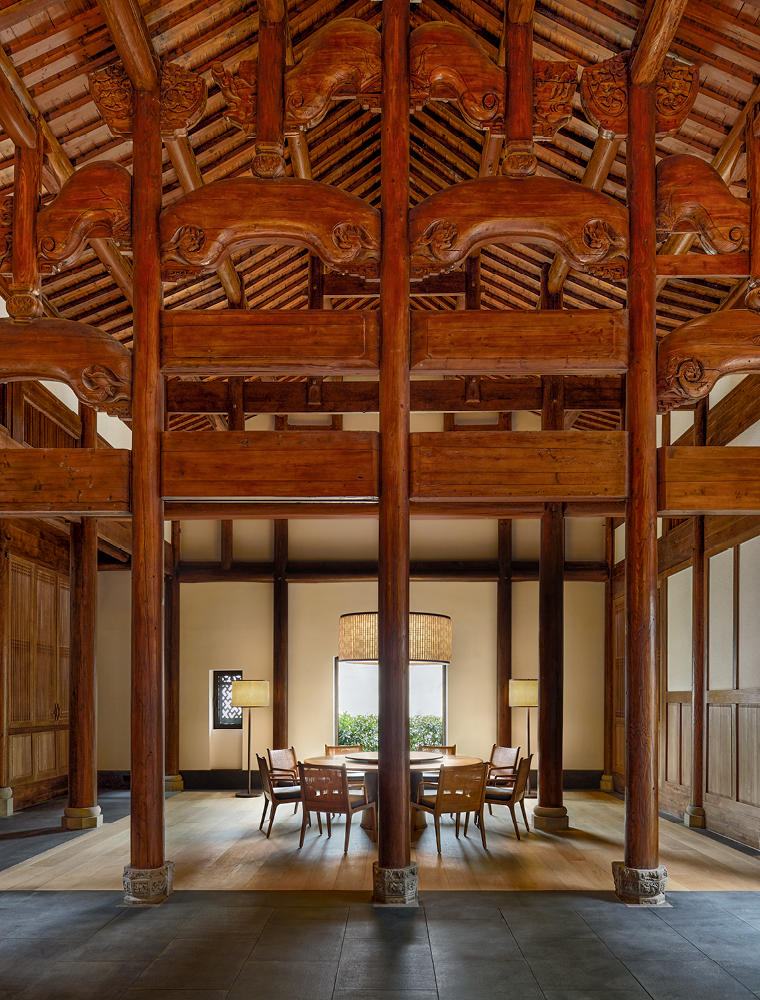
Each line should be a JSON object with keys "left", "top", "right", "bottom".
{"left": 123, "top": 861, "right": 175, "bottom": 905}
{"left": 612, "top": 861, "right": 668, "bottom": 905}
{"left": 683, "top": 804, "right": 706, "bottom": 829}
{"left": 600, "top": 773, "right": 614, "bottom": 793}
{"left": 62, "top": 805, "right": 103, "bottom": 830}
{"left": 372, "top": 861, "right": 418, "bottom": 905}
{"left": 0, "top": 787, "right": 13, "bottom": 818}
{"left": 533, "top": 805, "right": 569, "bottom": 832}
{"left": 164, "top": 774, "right": 184, "bottom": 792}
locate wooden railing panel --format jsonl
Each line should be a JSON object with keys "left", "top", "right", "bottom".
{"left": 659, "top": 446, "right": 760, "bottom": 514}
{"left": 161, "top": 430, "right": 379, "bottom": 500}
{"left": 0, "top": 449, "right": 130, "bottom": 514}
{"left": 410, "top": 309, "right": 628, "bottom": 374}
{"left": 410, "top": 431, "right": 627, "bottom": 501}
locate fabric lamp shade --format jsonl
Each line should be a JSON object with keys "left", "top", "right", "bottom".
{"left": 338, "top": 612, "right": 452, "bottom": 662}
{"left": 508, "top": 679, "right": 538, "bottom": 708}
{"left": 230, "top": 679, "right": 270, "bottom": 708}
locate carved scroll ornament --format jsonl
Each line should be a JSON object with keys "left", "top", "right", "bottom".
{"left": 36, "top": 161, "right": 132, "bottom": 271}
{"left": 656, "top": 154, "right": 748, "bottom": 254}
{"left": 409, "top": 177, "right": 628, "bottom": 277}
{"left": 580, "top": 52, "right": 698, "bottom": 137}
{"left": 657, "top": 310, "right": 760, "bottom": 411}
{"left": 160, "top": 178, "right": 380, "bottom": 278}
{"left": 89, "top": 62, "right": 207, "bottom": 137}
{"left": 0, "top": 196, "right": 12, "bottom": 273}
{"left": 0, "top": 318, "right": 131, "bottom": 416}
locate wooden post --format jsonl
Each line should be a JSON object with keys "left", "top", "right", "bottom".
{"left": 220, "top": 379, "right": 244, "bottom": 570}
{"left": 601, "top": 517, "right": 615, "bottom": 792}
{"left": 613, "top": 74, "right": 667, "bottom": 905}
{"left": 273, "top": 519, "right": 288, "bottom": 748}
{"left": 63, "top": 404, "right": 102, "bottom": 830}
{"left": 9, "top": 119, "right": 42, "bottom": 321}
{"left": 503, "top": 3, "right": 536, "bottom": 177}
{"left": 374, "top": 0, "right": 414, "bottom": 906}
{"left": 164, "top": 521, "right": 182, "bottom": 792}
{"left": 254, "top": 9, "right": 286, "bottom": 178}
{"left": 124, "top": 89, "right": 172, "bottom": 905}
{"left": 497, "top": 518, "right": 513, "bottom": 746}
{"left": 685, "top": 399, "right": 707, "bottom": 827}
{"left": 746, "top": 107, "right": 760, "bottom": 310}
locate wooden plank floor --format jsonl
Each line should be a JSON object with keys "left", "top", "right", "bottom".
{"left": 0, "top": 790, "right": 756, "bottom": 892}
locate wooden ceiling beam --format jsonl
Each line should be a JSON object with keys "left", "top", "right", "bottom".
{"left": 630, "top": 0, "right": 690, "bottom": 86}
{"left": 96, "top": 0, "right": 158, "bottom": 92}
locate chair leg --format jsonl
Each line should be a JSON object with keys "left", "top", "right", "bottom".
{"left": 479, "top": 808, "right": 487, "bottom": 850}
{"left": 455, "top": 812, "right": 460, "bottom": 838}
{"left": 464, "top": 811, "right": 469, "bottom": 836}
{"left": 293, "top": 801, "right": 298, "bottom": 814}
{"left": 317, "top": 812, "right": 323, "bottom": 834}
{"left": 488, "top": 803, "right": 493, "bottom": 816}
{"left": 434, "top": 814, "right": 442, "bottom": 854}
{"left": 299, "top": 809, "right": 309, "bottom": 848}
{"left": 509, "top": 803, "right": 521, "bottom": 840}
{"left": 259, "top": 798, "right": 269, "bottom": 831}
{"left": 344, "top": 812, "right": 352, "bottom": 854}
{"left": 326, "top": 812, "right": 332, "bottom": 838}
{"left": 266, "top": 800, "right": 278, "bottom": 838}
{"left": 520, "top": 799, "right": 530, "bottom": 832}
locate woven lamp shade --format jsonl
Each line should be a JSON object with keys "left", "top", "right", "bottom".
{"left": 508, "top": 678, "right": 538, "bottom": 708}
{"left": 230, "top": 679, "right": 270, "bottom": 708}
{"left": 338, "top": 612, "right": 452, "bottom": 662}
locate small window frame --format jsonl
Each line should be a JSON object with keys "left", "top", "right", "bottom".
{"left": 212, "top": 669, "right": 244, "bottom": 730}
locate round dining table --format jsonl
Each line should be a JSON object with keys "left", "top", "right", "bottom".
{"left": 302, "top": 751, "right": 483, "bottom": 832}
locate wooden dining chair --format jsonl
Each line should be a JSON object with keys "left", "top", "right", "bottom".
{"left": 324, "top": 744, "right": 365, "bottom": 787}
{"left": 256, "top": 754, "right": 302, "bottom": 838}
{"left": 486, "top": 744, "right": 520, "bottom": 813}
{"left": 412, "top": 761, "right": 489, "bottom": 853}
{"left": 267, "top": 746, "right": 298, "bottom": 786}
{"left": 297, "top": 762, "right": 375, "bottom": 854}
{"left": 417, "top": 744, "right": 457, "bottom": 785}
{"left": 483, "top": 754, "right": 533, "bottom": 839}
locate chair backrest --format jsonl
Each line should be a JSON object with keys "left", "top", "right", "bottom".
{"left": 510, "top": 754, "right": 533, "bottom": 803}
{"left": 325, "top": 744, "right": 362, "bottom": 755}
{"left": 489, "top": 744, "right": 520, "bottom": 776}
{"left": 434, "top": 761, "right": 488, "bottom": 814}
{"left": 418, "top": 744, "right": 456, "bottom": 755}
{"left": 298, "top": 762, "right": 350, "bottom": 813}
{"left": 256, "top": 753, "right": 274, "bottom": 796}
{"left": 268, "top": 746, "right": 297, "bottom": 772}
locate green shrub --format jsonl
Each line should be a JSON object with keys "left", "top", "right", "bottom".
{"left": 337, "top": 712, "right": 444, "bottom": 752}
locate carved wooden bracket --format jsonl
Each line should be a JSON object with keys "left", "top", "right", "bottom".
{"left": 656, "top": 154, "right": 748, "bottom": 253}
{"left": 37, "top": 161, "right": 132, "bottom": 272}
{"left": 409, "top": 177, "right": 628, "bottom": 276}
{"left": 0, "top": 318, "right": 131, "bottom": 417}
{"left": 0, "top": 196, "right": 12, "bottom": 275}
{"left": 657, "top": 310, "right": 760, "bottom": 411}
{"left": 160, "top": 178, "right": 380, "bottom": 279}
{"left": 212, "top": 17, "right": 576, "bottom": 141}
{"left": 89, "top": 62, "right": 207, "bottom": 138}
{"left": 580, "top": 52, "right": 698, "bottom": 137}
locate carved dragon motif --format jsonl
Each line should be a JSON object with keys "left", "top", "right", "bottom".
{"left": 409, "top": 177, "right": 628, "bottom": 276}
{"left": 37, "top": 161, "right": 132, "bottom": 271}
{"left": 533, "top": 59, "right": 578, "bottom": 139}
{"left": 211, "top": 60, "right": 257, "bottom": 136}
{"left": 160, "top": 177, "right": 380, "bottom": 278}
{"left": 657, "top": 310, "right": 760, "bottom": 411}
{"left": 89, "top": 62, "right": 206, "bottom": 137}
{"left": 580, "top": 52, "right": 698, "bottom": 137}
{"left": 656, "top": 154, "right": 749, "bottom": 253}
{"left": 0, "top": 318, "right": 131, "bottom": 416}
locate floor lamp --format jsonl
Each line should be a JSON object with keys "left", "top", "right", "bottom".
{"left": 231, "top": 680, "right": 270, "bottom": 798}
{"left": 508, "top": 678, "right": 538, "bottom": 797}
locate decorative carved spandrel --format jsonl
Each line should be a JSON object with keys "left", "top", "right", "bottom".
{"left": 36, "top": 161, "right": 132, "bottom": 272}
{"left": 0, "top": 318, "right": 131, "bottom": 416}
{"left": 657, "top": 310, "right": 760, "bottom": 411}
{"left": 409, "top": 177, "right": 628, "bottom": 277}
{"left": 0, "top": 196, "right": 12, "bottom": 275}
{"left": 580, "top": 52, "right": 697, "bottom": 137}
{"left": 656, "top": 154, "right": 748, "bottom": 253}
{"left": 212, "top": 60, "right": 257, "bottom": 136}
{"left": 533, "top": 59, "right": 578, "bottom": 139}
{"left": 89, "top": 62, "right": 206, "bottom": 138}
{"left": 160, "top": 177, "right": 380, "bottom": 278}
{"left": 410, "top": 22, "right": 505, "bottom": 131}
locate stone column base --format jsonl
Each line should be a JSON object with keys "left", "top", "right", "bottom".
{"left": 0, "top": 787, "right": 13, "bottom": 818}
{"left": 164, "top": 774, "right": 184, "bottom": 792}
{"left": 600, "top": 773, "right": 614, "bottom": 793}
{"left": 612, "top": 861, "right": 668, "bottom": 905}
{"left": 62, "top": 805, "right": 103, "bottom": 830}
{"left": 684, "top": 804, "right": 706, "bottom": 828}
{"left": 123, "top": 861, "right": 175, "bottom": 905}
{"left": 372, "top": 861, "right": 418, "bottom": 905}
{"left": 533, "top": 805, "right": 569, "bottom": 832}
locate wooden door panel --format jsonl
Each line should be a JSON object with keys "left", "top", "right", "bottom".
{"left": 35, "top": 569, "right": 57, "bottom": 724}
{"left": 32, "top": 731, "right": 57, "bottom": 780}
{"left": 9, "top": 559, "right": 33, "bottom": 725}
{"left": 707, "top": 703, "right": 735, "bottom": 798}
{"left": 737, "top": 704, "right": 760, "bottom": 807}
{"left": 8, "top": 734, "right": 32, "bottom": 783}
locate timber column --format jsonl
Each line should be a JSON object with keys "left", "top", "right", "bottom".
{"left": 374, "top": 0, "right": 415, "bottom": 905}
{"left": 613, "top": 74, "right": 667, "bottom": 905}
{"left": 124, "top": 89, "right": 173, "bottom": 904}
{"left": 63, "top": 405, "right": 103, "bottom": 830}
{"left": 164, "top": 522, "right": 183, "bottom": 792}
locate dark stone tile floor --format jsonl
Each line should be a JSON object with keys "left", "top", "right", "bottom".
{"left": 0, "top": 889, "right": 758, "bottom": 999}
